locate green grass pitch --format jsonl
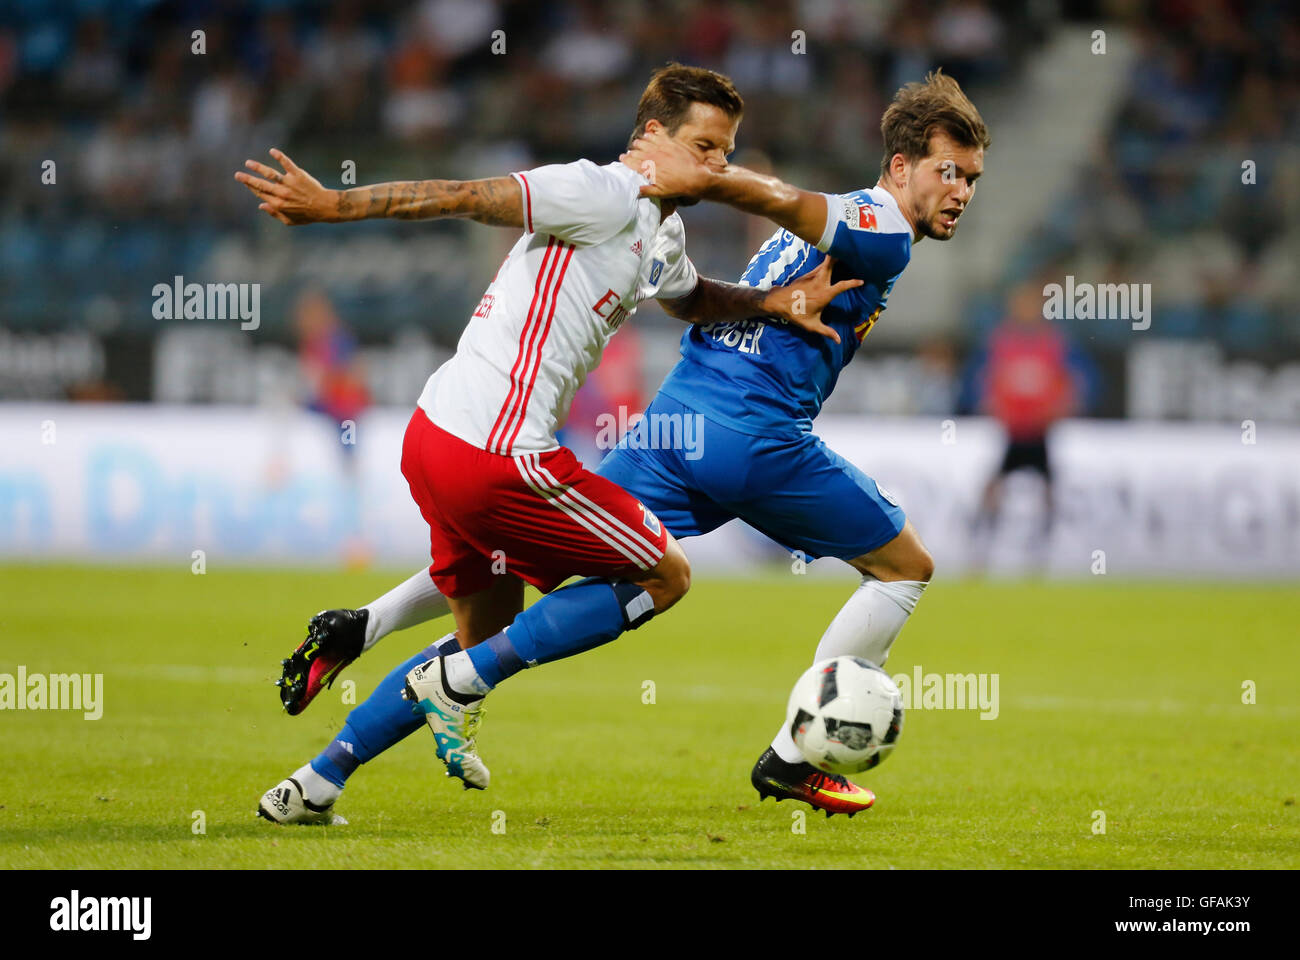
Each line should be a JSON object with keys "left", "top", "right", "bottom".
{"left": 2, "top": 564, "right": 1296, "bottom": 869}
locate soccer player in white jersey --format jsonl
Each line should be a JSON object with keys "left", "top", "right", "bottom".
{"left": 237, "top": 65, "right": 861, "bottom": 822}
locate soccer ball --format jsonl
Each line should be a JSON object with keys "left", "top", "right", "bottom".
{"left": 786, "top": 656, "right": 904, "bottom": 775}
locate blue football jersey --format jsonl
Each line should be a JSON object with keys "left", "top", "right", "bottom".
{"left": 658, "top": 186, "right": 913, "bottom": 437}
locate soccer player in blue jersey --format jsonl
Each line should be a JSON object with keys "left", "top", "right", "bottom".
{"left": 605, "top": 70, "right": 988, "bottom": 813}
{"left": 259, "top": 71, "right": 988, "bottom": 821}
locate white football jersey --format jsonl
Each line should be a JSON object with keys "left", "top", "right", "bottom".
{"left": 417, "top": 159, "right": 698, "bottom": 455}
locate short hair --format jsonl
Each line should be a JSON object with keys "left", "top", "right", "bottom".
{"left": 630, "top": 63, "right": 744, "bottom": 144}
{"left": 879, "top": 70, "right": 990, "bottom": 179}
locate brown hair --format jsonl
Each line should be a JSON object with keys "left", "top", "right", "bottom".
{"left": 631, "top": 63, "right": 744, "bottom": 144}
{"left": 879, "top": 70, "right": 990, "bottom": 179}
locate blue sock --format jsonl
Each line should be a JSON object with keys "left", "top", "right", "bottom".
{"left": 310, "top": 635, "right": 460, "bottom": 788}
{"left": 465, "top": 577, "right": 655, "bottom": 688}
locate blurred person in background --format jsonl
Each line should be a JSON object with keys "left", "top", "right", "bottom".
{"left": 295, "top": 288, "right": 373, "bottom": 566}
{"left": 966, "top": 282, "right": 1095, "bottom": 570}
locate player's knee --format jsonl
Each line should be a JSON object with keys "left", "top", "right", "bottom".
{"left": 912, "top": 545, "right": 935, "bottom": 583}
{"left": 858, "top": 529, "right": 934, "bottom": 583}
{"left": 660, "top": 550, "right": 692, "bottom": 606}
{"left": 898, "top": 529, "right": 934, "bottom": 582}
{"left": 642, "top": 548, "right": 691, "bottom": 612}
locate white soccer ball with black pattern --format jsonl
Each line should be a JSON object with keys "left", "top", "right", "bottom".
{"left": 786, "top": 656, "right": 904, "bottom": 775}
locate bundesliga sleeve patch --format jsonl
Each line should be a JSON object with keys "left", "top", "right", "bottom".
{"left": 846, "top": 200, "right": 878, "bottom": 232}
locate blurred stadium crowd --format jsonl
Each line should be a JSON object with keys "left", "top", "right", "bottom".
{"left": 1011, "top": 1, "right": 1300, "bottom": 352}
{"left": 1, "top": 0, "right": 1042, "bottom": 223}
{"left": 0, "top": 0, "right": 1297, "bottom": 419}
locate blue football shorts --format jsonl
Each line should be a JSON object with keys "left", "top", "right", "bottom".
{"left": 596, "top": 393, "right": 905, "bottom": 561}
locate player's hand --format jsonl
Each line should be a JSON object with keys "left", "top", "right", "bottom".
{"left": 621, "top": 129, "right": 721, "bottom": 200}
{"left": 761, "top": 257, "right": 862, "bottom": 344}
{"left": 235, "top": 149, "right": 338, "bottom": 225}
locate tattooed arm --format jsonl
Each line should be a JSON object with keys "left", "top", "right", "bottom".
{"left": 235, "top": 148, "right": 523, "bottom": 228}
{"left": 660, "top": 257, "right": 861, "bottom": 343}
{"left": 659, "top": 279, "right": 773, "bottom": 325}
{"left": 333, "top": 177, "right": 522, "bottom": 225}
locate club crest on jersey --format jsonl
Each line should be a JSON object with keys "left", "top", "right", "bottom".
{"left": 639, "top": 503, "right": 662, "bottom": 537}
{"left": 649, "top": 259, "right": 664, "bottom": 285}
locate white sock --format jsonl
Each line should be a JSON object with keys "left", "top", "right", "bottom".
{"left": 292, "top": 762, "right": 341, "bottom": 806}
{"left": 814, "top": 577, "right": 926, "bottom": 666}
{"left": 360, "top": 568, "right": 450, "bottom": 651}
{"left": 442, "top": 650, "right": 492, "bottom": 698}
{"left": 770, "top": 577, "right": 929, "bottom": 764}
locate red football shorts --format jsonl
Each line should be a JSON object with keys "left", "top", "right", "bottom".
{"left": 401, "top": 408, "right": 667, "bottom": 597}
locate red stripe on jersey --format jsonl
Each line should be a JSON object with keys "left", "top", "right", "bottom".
{"left": 497, "top": 241, "right": 570, "bottom": 454}
{"left": 496, "top": 240, "right": 569, "bottom": 450}
{"left": 503, "top": 243, "right": 576, "bottom": 453}
{"left": 486, "top": 237, "right": 556, "bottom": 453}
{"left": 518, "top": 173, "right": 533, "bottom": 233}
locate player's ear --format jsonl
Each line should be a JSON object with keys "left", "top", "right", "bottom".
{"left": 889, "top": 153, "right": 909, "bottom": 188}
{"left": 644, "top": 118, "right": 665, "bottom": 137}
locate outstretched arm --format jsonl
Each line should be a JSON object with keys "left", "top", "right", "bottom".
{"left": 659, "top": 278, "right": 769, "bottom": 325}
{"left": 623, "top": 132, "right": 827, "bottom": 246}
{"left": 661, "top": 257, "right": 860, "bottom": 343}
{"left": 235, "top": 148, "right": 524, "bottom": 227}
